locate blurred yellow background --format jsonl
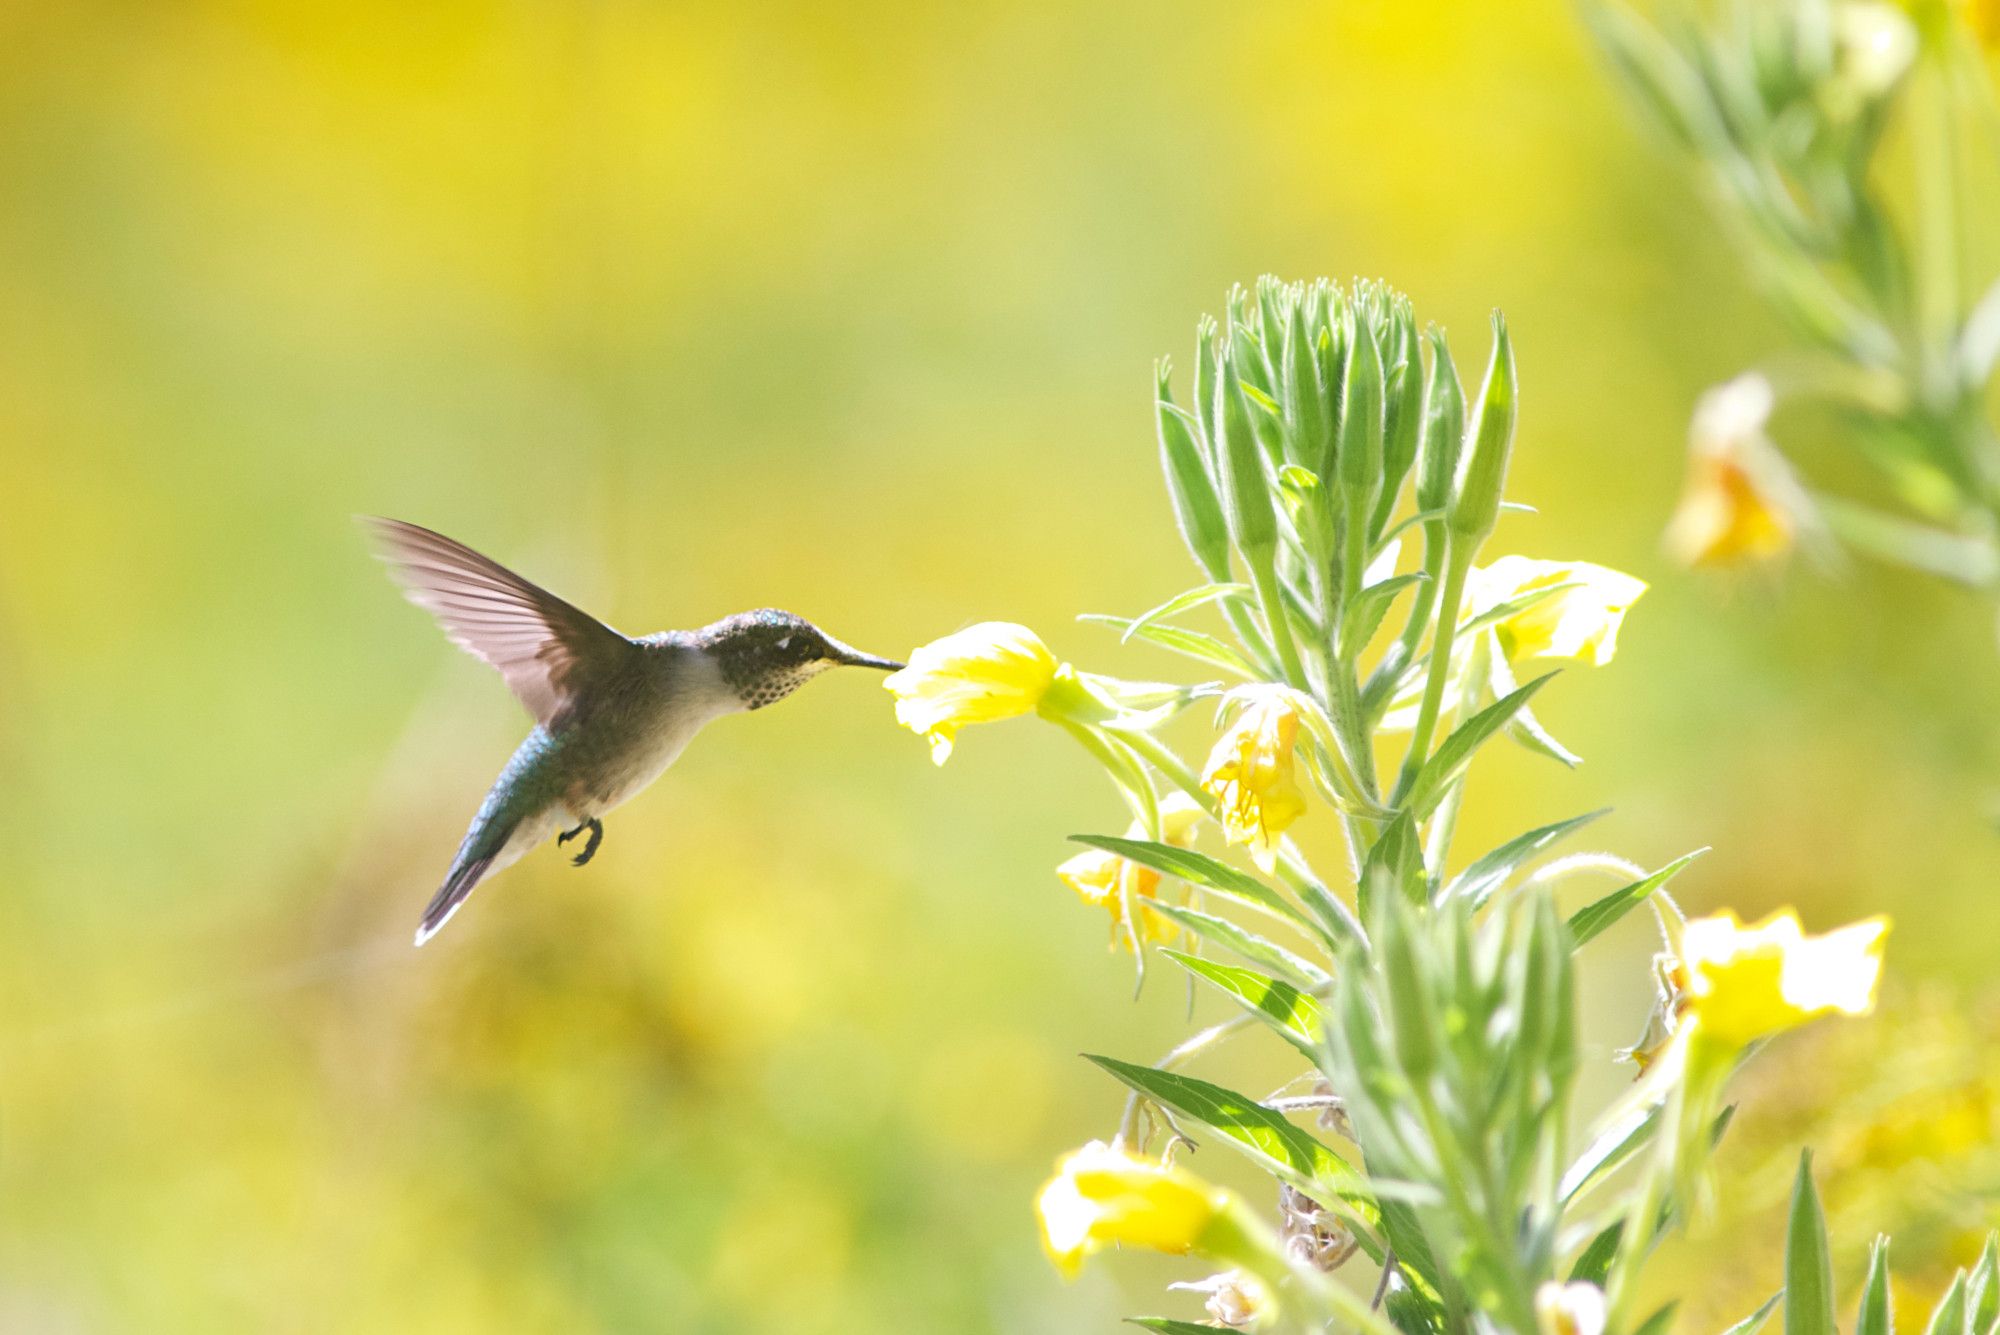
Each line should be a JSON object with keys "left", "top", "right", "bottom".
{"left": 0, "top": 1, "right": 1995, "bottom": 1330}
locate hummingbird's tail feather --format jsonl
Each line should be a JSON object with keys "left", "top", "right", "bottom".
{"left": 414, "top": 850, "right": 499, "bottom": 947}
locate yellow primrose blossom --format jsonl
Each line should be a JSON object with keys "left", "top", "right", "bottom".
{"left": 884, "top": 621, "right": 1058, "bottom": 764}
{"left": 1534, "top": 1281, "right": 1607, "bottom": 1335}
{"left": 1665, "top": 374, "right": 1797, "bottom": 567}
{"left": 1473, "top": 556, "right": 1648, "bottom": 666}
{"left": 1681, "top": 909, "right": 1890, "bottom": 1050}
{"left": 1055, "top": 794, "right": 1205, "bottom": 951}
{"left": 1200, "top": 686, "right": 1308, "bottom": 873}
{"left": 1036, "top": 1141, "right": 1229, "bottom": 1278}
{"left": 1169, "top": 1270, "right": 1274, "bottom": 1330}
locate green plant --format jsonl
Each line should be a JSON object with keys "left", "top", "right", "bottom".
{"left": 887, "top": 278, "right": 1890, "bottom": 1332}
{"left": 1586, "top": 0, "right": 2000, "bottom": 593}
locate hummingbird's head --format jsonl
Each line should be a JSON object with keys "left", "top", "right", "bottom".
{"left": 696, "top": 609, "right": 905, "bottom": 710}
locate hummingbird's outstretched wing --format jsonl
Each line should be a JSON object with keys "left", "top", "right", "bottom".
{"left": 365, "top": 517, "right": 633, "bottom": 725}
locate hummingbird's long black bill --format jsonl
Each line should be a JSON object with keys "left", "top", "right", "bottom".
{"left": 832, "top": 645, "right": 905, "bottom": 671}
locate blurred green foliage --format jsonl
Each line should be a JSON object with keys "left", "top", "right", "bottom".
{"left": 0, "top": 2, "right": 1996, "bottom": 1331}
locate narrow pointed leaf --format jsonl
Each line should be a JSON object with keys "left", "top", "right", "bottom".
{"left": 1404, "top": 673, "right": 1558, "bottom": 820}
{"left": 1567, "top": 849, "right": 1707, "bottom": 948}
{"left": 1148, "top": 903, "right": 1330, "bottom": 988}
{"left": 1786, "top": 1151, "right": 1837, "bottom": 1335}
{"left": 1723, "top": 1293, "right": 1785, "bottom": 1335}
{"left": 1445, "top": 809, "right": 1609, "bottom": 909}
{"left": 1635, "top": 1303, "right": 1681, "bottom": 1335}
{"left": 1923, "top": 1275, "right": 1967, "bottom": 1335}
{"left": 1078, "top": 615, "right": 1263, "bottom": 679}
{"left": 1069, "top": 835, "right": 1313, "bottom": 935}
{"left": 1084, "top": 1056, "right": 1366, "bottom": 1206}
{"left": 1856, "top": 1236, "right": 1892, "bottom": 1335}
{"left": 1164, "top": 950, "right": 1326, "bottom": 1059}
{"left": 1120, "top": 581, "right": 1254, "bottom": 644}
{"left": 1967, "top": 1231, "right": 1998, "bottom": 1334}
{"left": 1127, "top": 1321, "right": 1220, "bottom": 1335}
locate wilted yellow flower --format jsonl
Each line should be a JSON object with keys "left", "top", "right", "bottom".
{"left": 1472, "top": 556, "right": 1647, "bottom": 666}
{"left": 1665, "top": 374, "right": 1796, "bottom": 567}
{"left": 1200, "top": 687, "right": 1308, "bottom": 872}
{"left": 1056, "top": 794, "right": 1205, "bottom": 950}
{"left": 1169, "top": 1270, "right": 1275, "bottom": 1330}
{"left": 1681, "top": 909, "right": 1890, "bottom": 1050}
{"left": 1535, "top": 1281, "right": 1607, "bottom": 1335}
{"left": 885, "top": 621, "right": 1058, "bottom": 764}
{"left": 1036, "top": 1141, "right": 1228, "bottom": 1278}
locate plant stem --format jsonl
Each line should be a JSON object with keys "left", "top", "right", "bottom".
{"left": 1252, "top": 563, "right": 1309, "bottom": 688}
{"left": 1394, "top": 543, "right": 1474, "bottom": 803}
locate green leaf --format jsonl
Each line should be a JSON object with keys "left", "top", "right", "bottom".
{"left": 1507, "top": 701, "right": 1583, "bottom": 768}
{"left": 1078, "top": 614, "right": 1262, "bottom": 679}
{"left": 1164, "top": 950, "right": 1326, "bottom": 1059}
{"left": 1127, "top": 1321, "right": 1219, "bottom": 1335}
{"left": 1444, "top": 809, "right": 1608, "bottom": 909}
{"left": 1121, "top": 581, "right": 1254, "bottom": 644}
{"left": 1084, "top": 1056, "right": 1365, "bottom": 1205}
{"left": 1856, "top": 1236, "right": 1892, "bottom": 1335}
{"left": 1569, "top": 1220, "right": 1623, "bottom": 1285}
{"left": 1404, "top": 673, "right": 1558, "bottom": 820}
{"left": 1786, "top": 1151, "right": 1837, "bottom": 1335}
{"left": 1723, "top": 1293, "right": 1785, "bottom": 1335}
{"left": 1068, "top": 835, "right": 1315, "bottom": 936}
{"left": 1343, "top": 572, "right": 1427, "bottom": 651}
{"left": 1634, "top": 1303, "right": 1681, "bottom": 1335}
{"left": 1967, "top": 1231, "right": 1999, "bottom": 1335}
{"left": 1923, "top": 1275, "right": 1967, "bottom": 1335}
{"left": 1567, "top": 849, "right": 1707, "bottom": 948}
{"left": 1149, "top": 902, "right": 1330, "bottom": 987}
{"left": 1362, "top": 810, "right": 1426, "bottom": 910}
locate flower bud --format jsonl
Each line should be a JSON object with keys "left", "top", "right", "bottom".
{"left": 1416, "top": 328, "right": 1465, "bottom": 517}
{"left": 1155, "top": 361, "right": 1232, "bottom": 579}
{"left": 1448, "top": 313, "right": 1517, "bottom": 542}
{"left": 1214, "top": 340, "right": 1279, "bottom": 559}
{"left": 1337, "top": 314, "right": 1386, "bottom": 512}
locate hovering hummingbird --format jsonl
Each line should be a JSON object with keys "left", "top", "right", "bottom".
{"left": 364, "top": 518, "right": 905, "bottom": 946}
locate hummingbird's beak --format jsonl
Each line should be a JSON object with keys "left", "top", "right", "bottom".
{"left": 829, "top": 642, "right": 905, "bottom": 672}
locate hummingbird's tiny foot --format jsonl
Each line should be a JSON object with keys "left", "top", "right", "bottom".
{"left": 558, "top": 818, "right": 603, "bottom": 866}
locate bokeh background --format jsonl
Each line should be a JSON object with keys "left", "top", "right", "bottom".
{"left": 1, "top": 1, "right": 1996, "bottom": 1331}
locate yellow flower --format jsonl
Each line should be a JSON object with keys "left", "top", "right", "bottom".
{"left": 1665, "top": 374, "right": 1796, "bottom": 567}
{"left": 1200, "top": 687, "right": 1308, "bottom": 873}
{"left": 1680, "top": 909, "right": 1890, "bottom": 1050}
{"left": 1055, "top": 794, "right": 1205, "bottom": 951}
{"left": 1169, "top": 1270, "right": 1275, "bottom": 1330}
{"left": 1535, "top": 1282, "right": 1607, "bottom": 1335}
{"left": 884, "top": 622, "right": 1059, "bottom": 764}
{"left": 1036, "top": 1141, "right": 1229, "bottom": 1278}
{"left": 1472, "top": 556, "right": 1647, "bottom": 666}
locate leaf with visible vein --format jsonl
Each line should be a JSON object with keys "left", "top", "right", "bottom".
{"left": 1567, "top": 849, "right": 1706, "bottom": 948}
{"left": 1070, "top": 835, "right": 1315, "bottom": 937}
{"left": 1164, "top": 950, "right": 1326, "bottom": 1058}
{"left": 1149, "top": 903, "right": 1330, "bottom": 988}
{"left": 1085, "top": 1056, "right": 1368, "bottom": 1211}
{"left": 1119, "top": 581, "right": 1253, "bottom": 644}
{"left": 1077, "top": 615, "right": 1264, "bottom": 679}
{"left": 1405, "top": 673, "right": 1558, "bottom": 819}
{"left": 1446, "top": 809, "right": 1608, "bottom": 909}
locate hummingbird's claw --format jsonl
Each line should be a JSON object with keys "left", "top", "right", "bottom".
{"left": 558, "top": 818, "right": 603, "bottom": 867}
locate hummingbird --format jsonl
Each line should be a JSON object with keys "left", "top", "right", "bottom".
{"left": 364, "top": 518, "right": 905, "bottom": 946}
